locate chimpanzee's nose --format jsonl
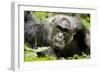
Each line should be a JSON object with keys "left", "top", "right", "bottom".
{"left": 58, "top": 33, "right": 63, "bottom": 38}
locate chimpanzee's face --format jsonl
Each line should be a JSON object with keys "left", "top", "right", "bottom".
{"left": 51, "top": 17, "right": 77, "bottom": 50}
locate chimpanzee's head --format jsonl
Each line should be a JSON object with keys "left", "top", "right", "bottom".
{"left": 50, "top": 15, "right": 82, "bottom": 50}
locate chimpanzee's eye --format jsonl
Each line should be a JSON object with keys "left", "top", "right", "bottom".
{"left": 63, "top": 29, "right": 69, "bottom": 32}
{"left": 56, "top": 25, "right": 62, "bottom": 30}
{"left": 56, "top": 25, "right": 69, "bottom": 33}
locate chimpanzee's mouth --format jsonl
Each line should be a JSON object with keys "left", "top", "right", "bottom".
{"left": 54, "top": 42, "right": 64, "bottom": 49}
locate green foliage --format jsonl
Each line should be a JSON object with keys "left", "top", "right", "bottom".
{"left": 80, "top": 14, "right": 90, "bottom": 29}
{"left": 67, "top": 53, "right": 90, "bottom": 60}
{"left": 24, "top": 44, "right": 38, "bottom": 62}
{"left": 33, "top": 12, "right": 49, "bottom": 24}
{"left": 24, "top": 44, "right": 57, "bottom": 62}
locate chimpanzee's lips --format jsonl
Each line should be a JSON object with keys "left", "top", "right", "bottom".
{"left": 52, "top": 37, "right": 65, "bottom": 49}
{"left": 54, "top": 42, "right": 64, "bottom": 48}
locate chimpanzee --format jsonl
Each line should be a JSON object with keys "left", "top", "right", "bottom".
{"left": 24, "top": 11, "right": 90, "bottom": 59}
{"left": 40, "top": 15, "right": 90, "bottom": 58}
